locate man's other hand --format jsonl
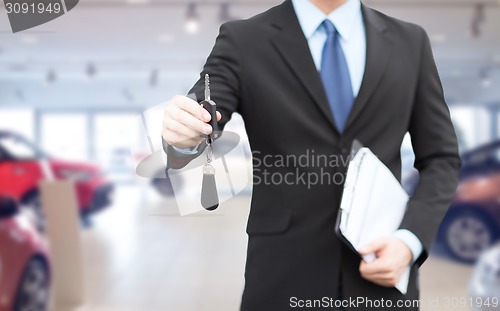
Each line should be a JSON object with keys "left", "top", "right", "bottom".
{"left": 162, "top": 95, "right": 222, "bottom": 149}
{"left": 358, "top": 237, "right": 413, "bottom": 287}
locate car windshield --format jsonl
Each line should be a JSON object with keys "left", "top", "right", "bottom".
{"left": 466, "top": 146, "right": 500, "bottom": 165}
{"left": 0, "top": 134, "right": 48, "bottom": 160}
{"left": 459, "top": 145, "right": 500, "bottom": 181}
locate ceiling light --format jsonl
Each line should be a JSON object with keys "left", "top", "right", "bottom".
{"left": 186, "top": 20, "right": 199, "bottom": 34}
{"left": 16, "top": 90, "right": 24, "bottom": 101}
{"left": 150, "top": 69, "right": 159, "bottom": 87}
{"left": 470, "top": 4, "right": 485, "bottom": 38}
{"left": 480, "top": 68, "right": 491, "bottom": 88}
{"left": 219, "top": 3, "right": 232, "bottom": 23}
{"left": 86, "top": 63, "right": 97, "bottom": 79}
{"left": 123, "top": 88, "right": 134, "bottom": 102}
{"left": 46, "top": 69, "right": 56, "bottom": 85}
{"left": 186, "top": 3, "right": 200, "bottom": 34}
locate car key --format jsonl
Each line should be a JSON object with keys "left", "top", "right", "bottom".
{"left": 200, "top": 74, "right": 220, "bottom": 141}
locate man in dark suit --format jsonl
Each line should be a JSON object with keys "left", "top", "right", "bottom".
{"left": 161, "top": 0, "right": 461, "bottom": 310}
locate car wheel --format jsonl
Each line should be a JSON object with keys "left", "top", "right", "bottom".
{"left": 441, "top": 207, "right": 499, "bottom": 263}
{"left": 22, "top": 191, "right": 46, "bottom": 232}
{"left": 13, "top": 258, "right": 50, "bottom": 311}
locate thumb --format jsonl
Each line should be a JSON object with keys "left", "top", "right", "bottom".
{"left": 358, "top": 238, "right": 388, "bottom": 255}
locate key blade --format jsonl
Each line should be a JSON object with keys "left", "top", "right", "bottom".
{"left": 204, "top": 74, "right": 211, "bottom": 101}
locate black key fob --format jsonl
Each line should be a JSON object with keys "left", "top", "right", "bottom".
{"left": 201, "top": 99, "right": 220, "bottom": 140}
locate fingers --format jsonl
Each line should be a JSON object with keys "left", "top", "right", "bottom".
{"left": 168, "top": 107, "right": 213, "bottom": 135}
{"left": 174, "top": 95, "right": 211, "bottom": 122}
{"left": 165, "top": 119, "right": 202, "bottom": 140}
{"left": 359, "top": 260, "right": 401, "bottom": 287}
{"left": 359, "top": 258, "right": 393, "bottom": 276}
{"left": 163, "top": 96, "right": 206, "bottom": 148}
{"left": 174, "top": 96, "right": 223, "bottom": 122}
{"left": 163, "top": 95, "right": 223, "bottom": 149}
{"left": 358, "top": 238, "right": 388, "bottom": 255}
{"left": 358, "top": 238, "right": 412, "bottom": 288}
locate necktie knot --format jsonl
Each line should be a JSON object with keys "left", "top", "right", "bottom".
{"left": 322, "top": 20, "right": 337, "bottom": 37}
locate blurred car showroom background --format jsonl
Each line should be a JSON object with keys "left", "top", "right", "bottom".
{"left": 0, "top": 1, "right": 499, "bottom": 311}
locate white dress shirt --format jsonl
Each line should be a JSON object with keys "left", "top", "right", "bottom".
{"left": 292, "top": 0, "right": 366, "bottom": 97}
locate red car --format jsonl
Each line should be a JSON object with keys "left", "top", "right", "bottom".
{"left": 0, "top": 196, "right": 51, "bottom": 311}
{"left": 0, "top": 131, "right": 114, "bottom": 229}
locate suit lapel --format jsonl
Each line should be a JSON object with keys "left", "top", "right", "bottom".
{"left": 270, "top": 1, "right": 339, "bottom": 134}
{"left": 344, "top": 5, "right": 394, "bottom": 131}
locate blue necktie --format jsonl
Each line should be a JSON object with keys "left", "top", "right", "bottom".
{"left": 319, "top": 20, "right": 354, "bottom": 133}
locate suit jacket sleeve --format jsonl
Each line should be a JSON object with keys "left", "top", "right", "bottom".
{"left": 400, "top": 28, "right": 462, "bottom": 266}
{"left": 164, "top": 22, "right": 242, "bottom": 170}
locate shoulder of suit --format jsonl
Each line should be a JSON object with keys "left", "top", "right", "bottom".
{"left": 222, "top": 3, "right": 428, "bottom": 41}
{"left": 219, "top": 3, "right": 283, "bottom": 36}
{"left": 364, "top": 5, "right": 427, "bottom": 40}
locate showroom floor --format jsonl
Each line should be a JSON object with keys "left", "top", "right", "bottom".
{"left": 54, "top": 185, "right": 474, "bottom": 311}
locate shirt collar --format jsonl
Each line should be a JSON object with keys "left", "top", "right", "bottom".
{"left": 292, "top": 0, "right": 362, "bottom": 41}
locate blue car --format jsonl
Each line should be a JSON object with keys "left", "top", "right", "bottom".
{"left": 403, "top": 141, "right": 500, "bottom": 263}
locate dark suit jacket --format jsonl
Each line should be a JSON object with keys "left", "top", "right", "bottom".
{"left": 164, "top": 1, "right": 461, "bottom": 310}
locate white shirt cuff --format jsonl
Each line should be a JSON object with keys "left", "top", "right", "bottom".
{"left": 162, "top": 145, "right": 200, "bottom": 167}
{"left": 393, "top": 229, "right": 424, "bottom": 264}
{"left": 172, "top": 145, "right": 200, "bottom": 155}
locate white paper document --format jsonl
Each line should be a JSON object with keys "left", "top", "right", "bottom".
{"left": 338, "top": 147, "right": 411, "bottom": 294}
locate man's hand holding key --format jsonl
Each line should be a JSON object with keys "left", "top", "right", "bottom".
{"left": 162, "top": 95, "right": 222, "bottom": 149}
